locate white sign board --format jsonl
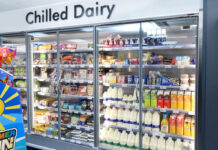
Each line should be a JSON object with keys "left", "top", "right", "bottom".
{"left": 0, "top": 0, "right": 202, "bottom": 34}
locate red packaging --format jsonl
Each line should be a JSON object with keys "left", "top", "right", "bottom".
{"left": 169, "top": 114, "right": 177, "bottom": 134}
{"left": 164, "top": 90, "right": 171, "bottom": 108}
{"left": 157, "top": 90, "right": 164, "bottom": 108}
{"left": 176, "top": 114, "right": 185, "bottom": 136}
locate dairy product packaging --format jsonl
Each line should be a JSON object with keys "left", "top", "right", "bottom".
{"left": 169, "top": 114, "right": 177, "bottom": 135}
{"left": 106, "top": 128, "right": 115, "bottom": 144}
{"left": 144, "top": 111, "right": 153, "bottom": 130}
{"left": 191, "top": 91, "right": 195, "bottom": 112}
{"left": 119, "top": 130, "right": 128, "bottom": 148}
{"left": 151, "top": 90, "right": 157, "bottom": 108}
{"left": 100, "top": 127, "right": 109, "bottom": 143}
{"left": 171, "top": 91, "right": 178, "bottom": 109}
{"left": 123, "top": 109, "right": 131, "bottom": 128}
{"left": 113, "top": 129, "right": 121, "bottom": 149}
{"left": 184, "top": 116, "right": 191, "bottom": 137}
{"left": 150, "top": 135, "right": 158, "bottom": 150}
{"left": 110, "top": 107, "right": 118, "bottom": 126}
{"left": 184, "top": 91, "right": 191, "bottom": 111}
{"left": 164, "top": 90, "right": 171, "bottom": 108}
{"left": 152, "top": 111, "right": 160, "bottom": 132}
{"left": 104, "top": 107, "right": 111, "bottom": 126}
{"left": 142, "top": 134, "right": 150, "bottom": 149}
{"left": 157, "top": 136, "right": 166, "bottom": 150}
{"left": 135, "top": 132, "right": 139, "bottom": 149}
{"left": 174, "top": 139, "right": 183, "bottom": 150}
{"left": 182, "top": 140, "right": 190, "bottom": 150}
{"left": 178, "top": 91, "right": 184, "bottom": 110}
{"left": 157, "top": 90, "right": 164, "bottom": 108}
{"left": 129, "top": 110, "right": 137, "bottom": 128}
{"left": 166, "top": 137, "right": 174, "bottom": 150}
{"left": 127, "top": 132, "right": 135, "bottom": 149}
{"left": 161, "top": 113, "right": 169, "bottom": 134}
{"left": 177, "top": 114, "right": 185, "bottom": 136}
{"left": 117, "top": 88, "right": 124, "bottom": 104}
{"left": 144, "top": 90, "right": 151, "bottom": 107}
{"left": 117, "top": 108, "right": 124, "bottom": 127}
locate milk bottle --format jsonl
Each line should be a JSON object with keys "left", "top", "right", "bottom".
{"left": 174, "top": 139, "right": 183, "bottom": 150}
{"left": 100, "top": 127, "right": 109, "bottom": 144}
{"left": 150, "top": 135, "right": 158, "bottom": 150}
{"left": 123, "top": 95, "right": 128, "bottom": 105}
{"left": 112, "top": 87, "right": 118, "bottom": 104}
{"left": 152, "top": 111, "right": 160, "bottom": 132}
{"left": 129, "top": 109, "right": 137, "bottom": 128}
{"left": 166, "top": 137, "right": 174, "bottom": 150}
{"left": 144, "top": 111, "right": 153, "bottom": 131}
{"left": 103, "top": 91, "right": 108, "bottom": 105}
{"left": 189, "top": 141, "right": 195, "bottom": 150}
{"left": 157, "top": 136, "right": 166, "bottom": 150}
{"left": 135, "top": 132, "right": 139, "bottom": 149}
{"left": 106, "top": 128, "right": 114, "bottom": 144}
{"left": 142, "top": 134, "right": 150, "bottom": 149}
{"left": 123, "top": 108, "right": 131, "bottom": 128}
{"left": 107, "top": 87, "right": 113, "bottom": 105}
{"left": 117, "top": 88, "right": 124, "bottom": 105}
{"left": 110, "top": 107, "right": 118, "bottom": 126}
{"left": 182, "top": 140, "right": 189, "bottom": 150}
{"left": 128, "top": 95, "right": 133, "bottom": 105}
{"left": 104, "top": 107, "right": 111, "bottom": 126}
{"left": 113, "top": 129, "right": 121, "bottom": 149}
{"left": 127, "top": 132, "right": 135, "bottom": 149}
{"left": 117, "top": 108, "right": 124, "bottom": 127}
{"left": 120, "top": 131, "right": 128, "bottom": 149}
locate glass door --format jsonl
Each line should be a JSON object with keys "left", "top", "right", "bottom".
{"left": 1, "top": 36, "right": 27, "bottom": 131}
{"left": 58, "top": 28, "right": 94, "bottom": 147}
{"left": 97, "top": 23, "right": 141, "bottom": 149}
{"left": 141, "top": 17, "right": 197, "bottom": 150}
{"left": 30, "top": 32, "right": 59, "bottom": 139}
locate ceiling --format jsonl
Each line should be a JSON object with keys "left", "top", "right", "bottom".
{"left": 0, "top": 0, "right": 66, "bottom": 12}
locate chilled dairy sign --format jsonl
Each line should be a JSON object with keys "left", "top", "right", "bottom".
{"left": 25, "top": 2, "right": 116, "bottom": 24}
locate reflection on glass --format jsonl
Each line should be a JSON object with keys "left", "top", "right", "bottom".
{"left": 97, "top": 23, "right": 140, "bottom": 149}
{"left": 31, "top": 32, "right": 59, "bottom": 138}
{"left": 59, "top": 29, "right": 95, "bottom": 147}
{"left": 141, "top": 18, "right": 197, "bottom": 150}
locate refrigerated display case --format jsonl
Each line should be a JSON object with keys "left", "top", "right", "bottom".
{"left": 0, "top": 35, "right": 28, "bottom": 131}
{"left": 0, "top": 16, "right": 199, "bottom": 150}
{"left": 98, "top": 17, "right": 197, "bottom": 150}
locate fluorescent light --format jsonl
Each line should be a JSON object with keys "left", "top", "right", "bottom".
{"left": 29, "top": 32, "right": 48, "bottom": 37}
{"left": 68, "top": 39, "right": 86, "bottom": 43}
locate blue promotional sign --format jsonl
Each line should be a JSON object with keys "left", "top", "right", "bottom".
{"left": 0, "top": 82, "right": 27, "bottom": 150}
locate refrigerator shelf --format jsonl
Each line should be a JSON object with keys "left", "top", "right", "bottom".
{"left": 34, "top": 119, "right": 58, "bottom": 125}
{"left": 104, "top": 103, "right": 195, "bottom": 115}
{"left": 60, "top": 49, "right": 93, "bottom": 53}
{"left": 34, "top": 77, "right": 56, "bottom": 82}
{"left": 33, "top": 64, "right": 57, "bottom": 68}
{"left": 33, "top": 50, "right": 58, "bottom": 53}
{"left": 14, "top": 76, "right": 27, "bottom": 79}
{"left": 99, "top": 64, "right": 139, "bottom": 68}
{"left": 2, "top": 64, "right": 26, "bottom": 67}
{"left": 60, "top": 79, "right": 93, "bottom": 84}
{"left": 99, "top": 47, "right": 139, "bottom": 52}
{"left": 61, "top": 94, "right": 93, "bottom": 99}
{"left": 142, "top": 44, "right": 195, "bottom": 50}
{"left": 31, "top": 131, "right": 58, "bottom": 140}
{"left": 142, "top": 64, "right": 196, "bottom": 69}
{"left": 37, "top": 92, "right": 57, "bottom": 97}
{"left": 104, "top": 125, "right": 194, "bottom": 141}
{"left": 60, "top": 64, "right": 93, "bottom": 68}
{"left": 61, "top": 109, "right": 94, "bottom": 115}
{"left": 60, "top": 138, "right": 94, "bottom": 147}
{"left": 62, "top": 123, "right": 94, "bottom": 131}
{"left": 102, "top": 83, "right": 195, "bottom": 91}
{"left": 15, "top": 87, "right": 27, "bottom": 91}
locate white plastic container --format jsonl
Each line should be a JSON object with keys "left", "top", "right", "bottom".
{"left": 150, "top": 135, "right": 158, "bottom": 150}
{"left": 144, "top": 111, "right": 153, "bottom": 131}
{"left": 152, "top": 111, "right": 160, "bottom": 132}
{"left": 157, "top": 136, "right": 166, "bottom": 150}
{"left": 166, "top": 137, "right": 174, "bottom": 150}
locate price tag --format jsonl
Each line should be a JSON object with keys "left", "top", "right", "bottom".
{"left": 178, "top": 65, "right": 185, "bottom": 68}
{"left": 160, "top": 108, "right": 167, "bottom": 112}
{"left": 122, "top": 84, "right": 128, "bottom": 87}
{"left": 173, "top": 110, "right": 179, "bottom": 113}
{"left": 54, "top": 136, "right": 58, "bottom": 139}
{"left": 180, "top": 87, "right": 187, "bottom": 90}
{"left": 42, "top": 134, "right": 46, "bottom": 137}
{"left": 147, "top": 107, "right": 153, "bottom": 111}
{"left": 48, "top": 135, "right": 53, "bottom": 138}
{"left": 61, "top": 137, "right": 65, "bottom": 140}
{"left": 165, "top": 65, "right": 172, "bottom": 68}
{"left": 160, "top": 86, "right": 167, "bottom": 90}
{"left": 76, "top": 126, "right": 80, "bottom": 129}
{"left": 67, "top": 124, "right": 71, "bottom": 128}
{"left": 149, "top": 86, "right": 155, "bottom": 89}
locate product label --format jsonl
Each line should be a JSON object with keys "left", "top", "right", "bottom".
{"left": 161, "top": 124, "right": 169, "bottom": 133}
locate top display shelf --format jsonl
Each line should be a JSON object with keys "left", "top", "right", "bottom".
{"left": 98, "top": 44, "right": 195, "bottom": 52}
{"left": 33, "top": 49, "right": 93, "bottom": 53}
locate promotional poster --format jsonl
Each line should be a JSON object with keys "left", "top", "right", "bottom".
{"left": 0, "top": 82, "right": 26, "bottom": 150}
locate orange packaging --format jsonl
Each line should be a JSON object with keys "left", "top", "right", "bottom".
{"left": 184, "top": 116, "right": 191, "bottom": 137}
{"left": 184, "top": 91, "right": 191, "bottom": 111}
{"left": 171, "top": 91, "right": 178, "bottom": 110}
{"left": 192, "top": 92, "right": 195, "bottom": 112}
{"left": 177, "top": 91, "right": 184, "bottom": 110}
{"left": 176, "top": 114, "right": 185, "bottom": 136}
{"left": 169, "top": 114, "right": 177, "bottom": 135}
{"left": 191, "top": 116, "right": 195, "bottom": 138}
